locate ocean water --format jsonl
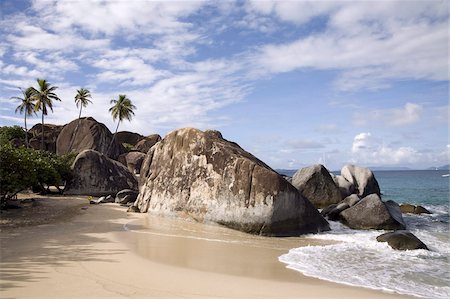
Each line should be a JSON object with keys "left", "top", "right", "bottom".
{"left": 279, "top": 170, "right": 450, "bottom": 298}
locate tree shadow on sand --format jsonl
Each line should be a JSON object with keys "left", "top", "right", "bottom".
{"left": 0, "top": 204, "right": 129, "bottom": 292}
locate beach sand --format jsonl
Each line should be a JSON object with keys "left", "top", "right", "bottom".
{"left": 0, "top": 195, "right": 410, "bottom": 298}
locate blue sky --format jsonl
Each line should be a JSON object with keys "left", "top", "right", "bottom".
{"left": 0, "top": 0, "right": 448, "bottom": 170}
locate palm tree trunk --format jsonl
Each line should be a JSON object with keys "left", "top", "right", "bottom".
{"left": 106, "top": 121, "right": 120, "bottom": 156}
{"left": 68, "top": 106, "right": 83, "bottom": 151}
{"left": 41, "top": 110, "right": 44, "bottom": 151}
{"left": 24, "top": 113, "right": 28, "bottom": 148}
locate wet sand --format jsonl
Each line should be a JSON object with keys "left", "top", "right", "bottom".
{"left": 0, "top": 197, "right": 410, "bottom": 298}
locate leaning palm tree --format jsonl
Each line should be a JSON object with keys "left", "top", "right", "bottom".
{"left": 106, "top": 94, "right": 136, "bottom": 155}
{"left": 30, "top": 79, "right": 61, "bottom": 150}
{"left": 68, "top": 88, "right": 92, "bottom": 151}
{"left": 12, "top": 87, "right": 36, "bottom": 148}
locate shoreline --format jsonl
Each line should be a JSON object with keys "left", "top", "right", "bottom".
{"left": 1, "top": 196, "right": 411, "bottom": 298}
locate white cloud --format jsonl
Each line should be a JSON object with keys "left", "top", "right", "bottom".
{"left": 6, "top": 22, "right": 109, "bottom": 51}
{"left": 246, "top": 1, "right": 339, "bottom": 25}
{"left": 31, "top": 0, "right": 206, "bottom": 36}
{"left": 353, "top": 102, "right": 423, "bottom": 127}
{"left": 351, "top": 132, "right": 421, "bottom": 165}
{"left": 251, "top": 1, "right": 448, "bottom": 90}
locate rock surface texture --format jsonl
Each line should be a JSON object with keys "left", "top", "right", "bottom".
{"left": 116, "top": 131, "right": 143, "bottom": 146}
{"left": 340, "top": 194, "right": 406, "bottom": 230}
{"left": 377, "top": 230, "right": 428, "bottom": 250}
{"left": 64, "top": 150, "right": 138, "bottom": 196}
{"left": 118, "top": 151, "right": 146, "bottom": 174}
{"left": 135, "top": 128, "right": 329, "bottom": 236}
{"left": 56, "top": 117, "right": 125, "bottom": 160}
{"left": 341, "top": 164, "right": 381, "bottom": 198}
{"left": 292, "top": 164, "right": 342, "bottom": 208}
{"left": 400, "top": 204, "right": 431, "bottom": 214}
{"left": 133, "top": 134, "right": 162, "bottom": 153}
{"left": 29, "top": 123, "right": 64, "bottom": 152}
{"left": 332, "top": 174, "right": 355, "bottom": 199}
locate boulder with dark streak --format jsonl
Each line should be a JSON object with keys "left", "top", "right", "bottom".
{"left": 134, "top": 128, "right": 329, "bottom": 236}
{"left": 56, "top": 117, "right": 125, "bottom": 160}
{"left": 64, "top": 149, "right": 138, "bottom": 196}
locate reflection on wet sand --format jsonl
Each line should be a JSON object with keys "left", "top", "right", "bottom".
{"left": 121, "top": 215, "right": 334, "bottom": 282}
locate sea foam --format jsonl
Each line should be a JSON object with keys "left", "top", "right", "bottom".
{"left": 279, "top": 220, "right": 450, "bottom": 298}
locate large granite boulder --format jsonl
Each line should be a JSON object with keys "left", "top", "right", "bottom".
{"left": 135, "top": 128, "right": 329, "bottom": 236}
{"left": 292, "top": 164, "right": 342, "bottom": 208}
{"left": 340, "top": 194, "right": 406, "bottom": 230}
{"left": 56, "top": 117, "right": 125, "bottom": 160}
{"left": 64, "top": 149, "right": 138, "bottom": 196}
{"left": 332, "top": 174, "right": 355, "bottom": 199}
{"left": 118, "top": 151, "right": 146, "bottom": 174}
{"left": 133, "top": 134, "right": 161, "bottom": 153}
{"left": 116, "top": 131, "right": 143, "bottom": 146}
{"left": 377, "top": 230, "right": 428, "bottom": 250}
{"left": 28, "top": 123, "right": 64, "bottom": 152}
{"left": 341, "top": 165, "right": 381, "bottom": 198}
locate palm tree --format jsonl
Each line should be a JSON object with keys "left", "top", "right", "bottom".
{"left": 30, "top": 79, "right": 61, "bottom": 150}
{"left": 106, "top": 94, "right": 136, "bottom": 155}
{"left": 68, "top": 88, "right": 92, "bottom": 151}
{"left": 12, "top": 87, "right": 36, "bottom": 148}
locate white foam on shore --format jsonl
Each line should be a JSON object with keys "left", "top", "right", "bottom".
{"left": 279, "top": 221, "right": 450, "bottom": 299}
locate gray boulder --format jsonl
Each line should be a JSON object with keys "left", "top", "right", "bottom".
{"left": 342, "top": 194, "right": 360, "bottom": 207}
{"left": 118, "top": 151, "right": 146, "bottom": 174}
{"left": 400, "top": 204, "right": 431, "bottom": 214}
{"left": 332, "top": 174, "right": 355, "bottom": 199}
{"left": 116, "top": 131, "right": 143, "bottom": 146}
{"left": 133, "top": 134, "right": 161, "bottom": 153}
{"left": 115, "top": 189, "right": 139, "bottom": 204}
{"left": 292, "top": 164, "right": 342, "bottom": 208}
{"left": 29, "top": 123, "right": 64, "bottom": 153}
{"left": 64, "top": 150, "right": 138, "bottom": 196}
{"left": 340, "top": 194, "right": 406, "bottom": 230}
{"left": 376, "top": 230, "right": 428, "bottom": 250}
{"left": 135, "top": 128, "right": 329, "bottom": 236}
{"left": 56, "top": 117, "right": 126, "bottom": 160}
{"left": 341, "top": 165, "right": 380, "bottom": 198}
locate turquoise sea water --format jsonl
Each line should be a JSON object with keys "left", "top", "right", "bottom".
{"left": 278, "top": 170, "right": 450, "bottom": 298}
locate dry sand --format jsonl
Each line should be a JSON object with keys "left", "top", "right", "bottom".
{"left": 0, "top": 195, "right": 410, "bottom": 298}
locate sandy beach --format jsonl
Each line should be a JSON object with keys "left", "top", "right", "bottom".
{"left": 0, "top": 196, "right": 410, "bottom": 298}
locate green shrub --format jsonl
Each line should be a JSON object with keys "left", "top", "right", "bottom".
{"left": 0, "top": 144, "right": 75, "bottom": 203}
{"left": 0, "top": 125, "right": 25, "bottom": 145}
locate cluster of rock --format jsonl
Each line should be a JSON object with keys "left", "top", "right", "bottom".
{"left": 289, "top": 163, "right": 429, "bottom": 250}
{"left": 20, "top": 117, "right": 433, "bottom": 247}
{"left": 28, "top": 123, "right": 64, "bottom": 152}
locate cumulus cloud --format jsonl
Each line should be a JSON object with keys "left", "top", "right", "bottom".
{"left": 351, "top": 132, "right": 421, "bottom": 165}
